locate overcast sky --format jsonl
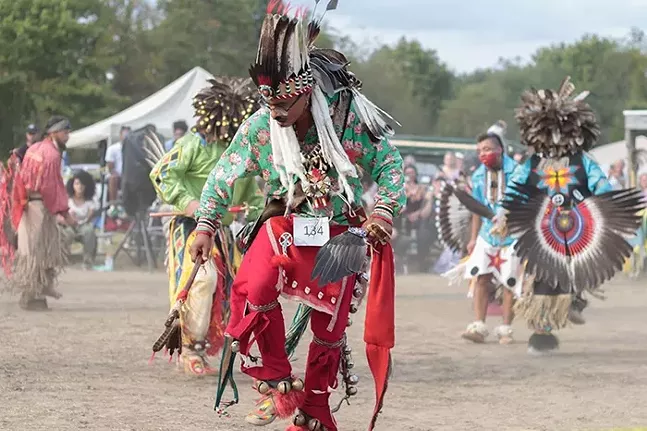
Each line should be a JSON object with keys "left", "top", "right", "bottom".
{"left": 290, "top": 0, "right": 647, "bottom": 72}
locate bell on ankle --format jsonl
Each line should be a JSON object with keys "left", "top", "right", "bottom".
{"left": 291, "top": 378, "right": 304, "bottom": 391}
{"left": 256, "top": 380, "right": 270, "bottom": 394}
{"left": 308, "top": 418, "right": 322, "bottom": 431}
{"left": 231, "top": 340, "right": 240, "bottom": 353}
{"left": 346, "top": 386, "right": 358, "bottom": 396}
{"left": 277, "top": 380, "right": 292, "bottom": 394}
{"left": 346, "top": 317, "right": 352, "bottom": 327}
{"left": 346, "top": 374, "right": 359, "bottom": 385}
{"left": 349, "top": 304, "right": 358, "bottom": 314}
{"left": 293, "top": 413, "right": 307, "bottom": 426}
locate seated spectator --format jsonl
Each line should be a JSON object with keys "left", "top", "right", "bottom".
{"left": 61, "top": 170, "right": 98, "bottom": 269}
{"left": 393, "top": 164, "right": 433, "bottom": 273}
{"left": 12, "top": 124, "right": 40, "bottom": 163}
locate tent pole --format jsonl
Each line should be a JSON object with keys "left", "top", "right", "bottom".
{"left": 626, "top": 128, "right": 636, "bottom": 187}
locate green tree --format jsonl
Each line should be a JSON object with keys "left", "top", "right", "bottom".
{"left": 438, "top": 32, "right": 647, "bottom": 144}
{"left": 389, "top": 39, "right": 454, "bottom": 126}
{"left": 532, "top": 35, "right": 646, "bottom": 142}
{"left": 101, "top": 0, "right": 162, "bottom": 103}
{"left": 0, "top": 0, "right": 127, "bottom": 153}
{"left": 347, "top": 38, "right": 454, "bottom": 135}
{"left": 436, "top": 78, "right": 509, "bottom": 139}
{"left": 151, "top": 0, "right": 266, "bottom": 85}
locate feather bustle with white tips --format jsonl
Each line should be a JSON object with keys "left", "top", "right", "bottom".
{"left": 191, "top": 76, "right": 258, "bottom": 143}
{"left": 502, "top": 182, "right": 646, "bottom": 291}
{"left": 142, "top": 133, "right": 166, "bottom": 168}
{"left": 350, "top": 88, "right": 399, "bottom": 141}
{"left": 435, "top": 180, "right": 492, "bottom": 254}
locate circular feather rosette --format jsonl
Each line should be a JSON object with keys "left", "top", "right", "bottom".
{"left": 503, "top": 183, "right": 645, "bottom": 290}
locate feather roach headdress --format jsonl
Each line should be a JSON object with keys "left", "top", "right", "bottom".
{"left": 249, "top": 0, "right": 397, "bottom": 140}
{"left": 191, "top": 77, "right": 258, "bottom": 144}
{"left": 515, "top": 76, "right": 599, "bottom": 158}
{"left": 486, "top": 120, "right": 507, "bottom": 148}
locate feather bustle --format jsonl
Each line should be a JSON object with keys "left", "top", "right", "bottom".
{"left": 503, "top": 183, "right": 646, "bottom": 292}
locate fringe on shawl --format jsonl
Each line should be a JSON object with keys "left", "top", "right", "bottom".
{"left": 8, "top": 201, "right": 68, "bottom": 296}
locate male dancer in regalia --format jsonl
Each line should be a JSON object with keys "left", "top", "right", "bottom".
{"left": 493, "top": 77, "right": 646, "bottom": 354}
{"left": 0, "top": 116, "right": 77, "bottom": 311}
{"left": 460, "top": 123, "right": 521, "bottom": 344}
{"left": 149, "top": 77, "right": 264, "bottom": 375}
{"left": 189, "top": 3, "right": 404, "bottom": 430}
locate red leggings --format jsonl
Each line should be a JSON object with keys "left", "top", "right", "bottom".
{"left": 226, "top": 219, "right": 354, "bottom": 430}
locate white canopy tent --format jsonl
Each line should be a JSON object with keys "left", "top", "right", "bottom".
{"left": 67, "top": 67, "right": 215, "bottom": 149}
{"left": 590, "top": 135, "right": 647, "bottom": 174}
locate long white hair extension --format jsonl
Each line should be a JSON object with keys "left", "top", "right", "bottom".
{"left": 268, "top": 85, "right": 357, "bottom": 209}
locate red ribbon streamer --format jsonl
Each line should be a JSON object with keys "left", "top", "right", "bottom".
{"left": 364, "top": 243, "right": 395, "bottom": 430}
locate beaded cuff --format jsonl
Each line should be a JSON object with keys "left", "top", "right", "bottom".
{"left": 195, "top": 219, "right": 218, "bottom": 237}
{"left": 372, "top": 203, "right": 394, "bottom": 224}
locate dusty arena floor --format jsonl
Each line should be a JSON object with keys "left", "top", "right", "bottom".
{"left": 1, "top": 269, "right": 646, "bottom": 431}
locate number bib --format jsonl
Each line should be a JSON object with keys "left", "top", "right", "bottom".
{"left": 293, "top": 217, "right": 330, "bottom": 247}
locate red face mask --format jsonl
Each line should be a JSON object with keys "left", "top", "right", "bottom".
{"left": 479, "top": 152, "right": 501, "bottom": 169}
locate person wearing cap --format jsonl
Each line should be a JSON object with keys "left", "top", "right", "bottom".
{"left": 1, "top": 115, "right": 77, "bottom": 311}
{"left": 25, "top": 124, "right": 39, "bottom": 144}
{"left": 12, "top": 124, "right": 40, "bottom": 163}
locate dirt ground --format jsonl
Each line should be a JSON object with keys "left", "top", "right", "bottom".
{"left": 1, "top": 269, "right": 647, "bottom": 431}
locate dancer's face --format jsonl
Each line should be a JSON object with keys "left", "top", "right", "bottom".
{"left": 268, "top": 94, "right": 309, "bottom": 127}
{"left": 476, "top": 138, "right": 502, "bottom": 169}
